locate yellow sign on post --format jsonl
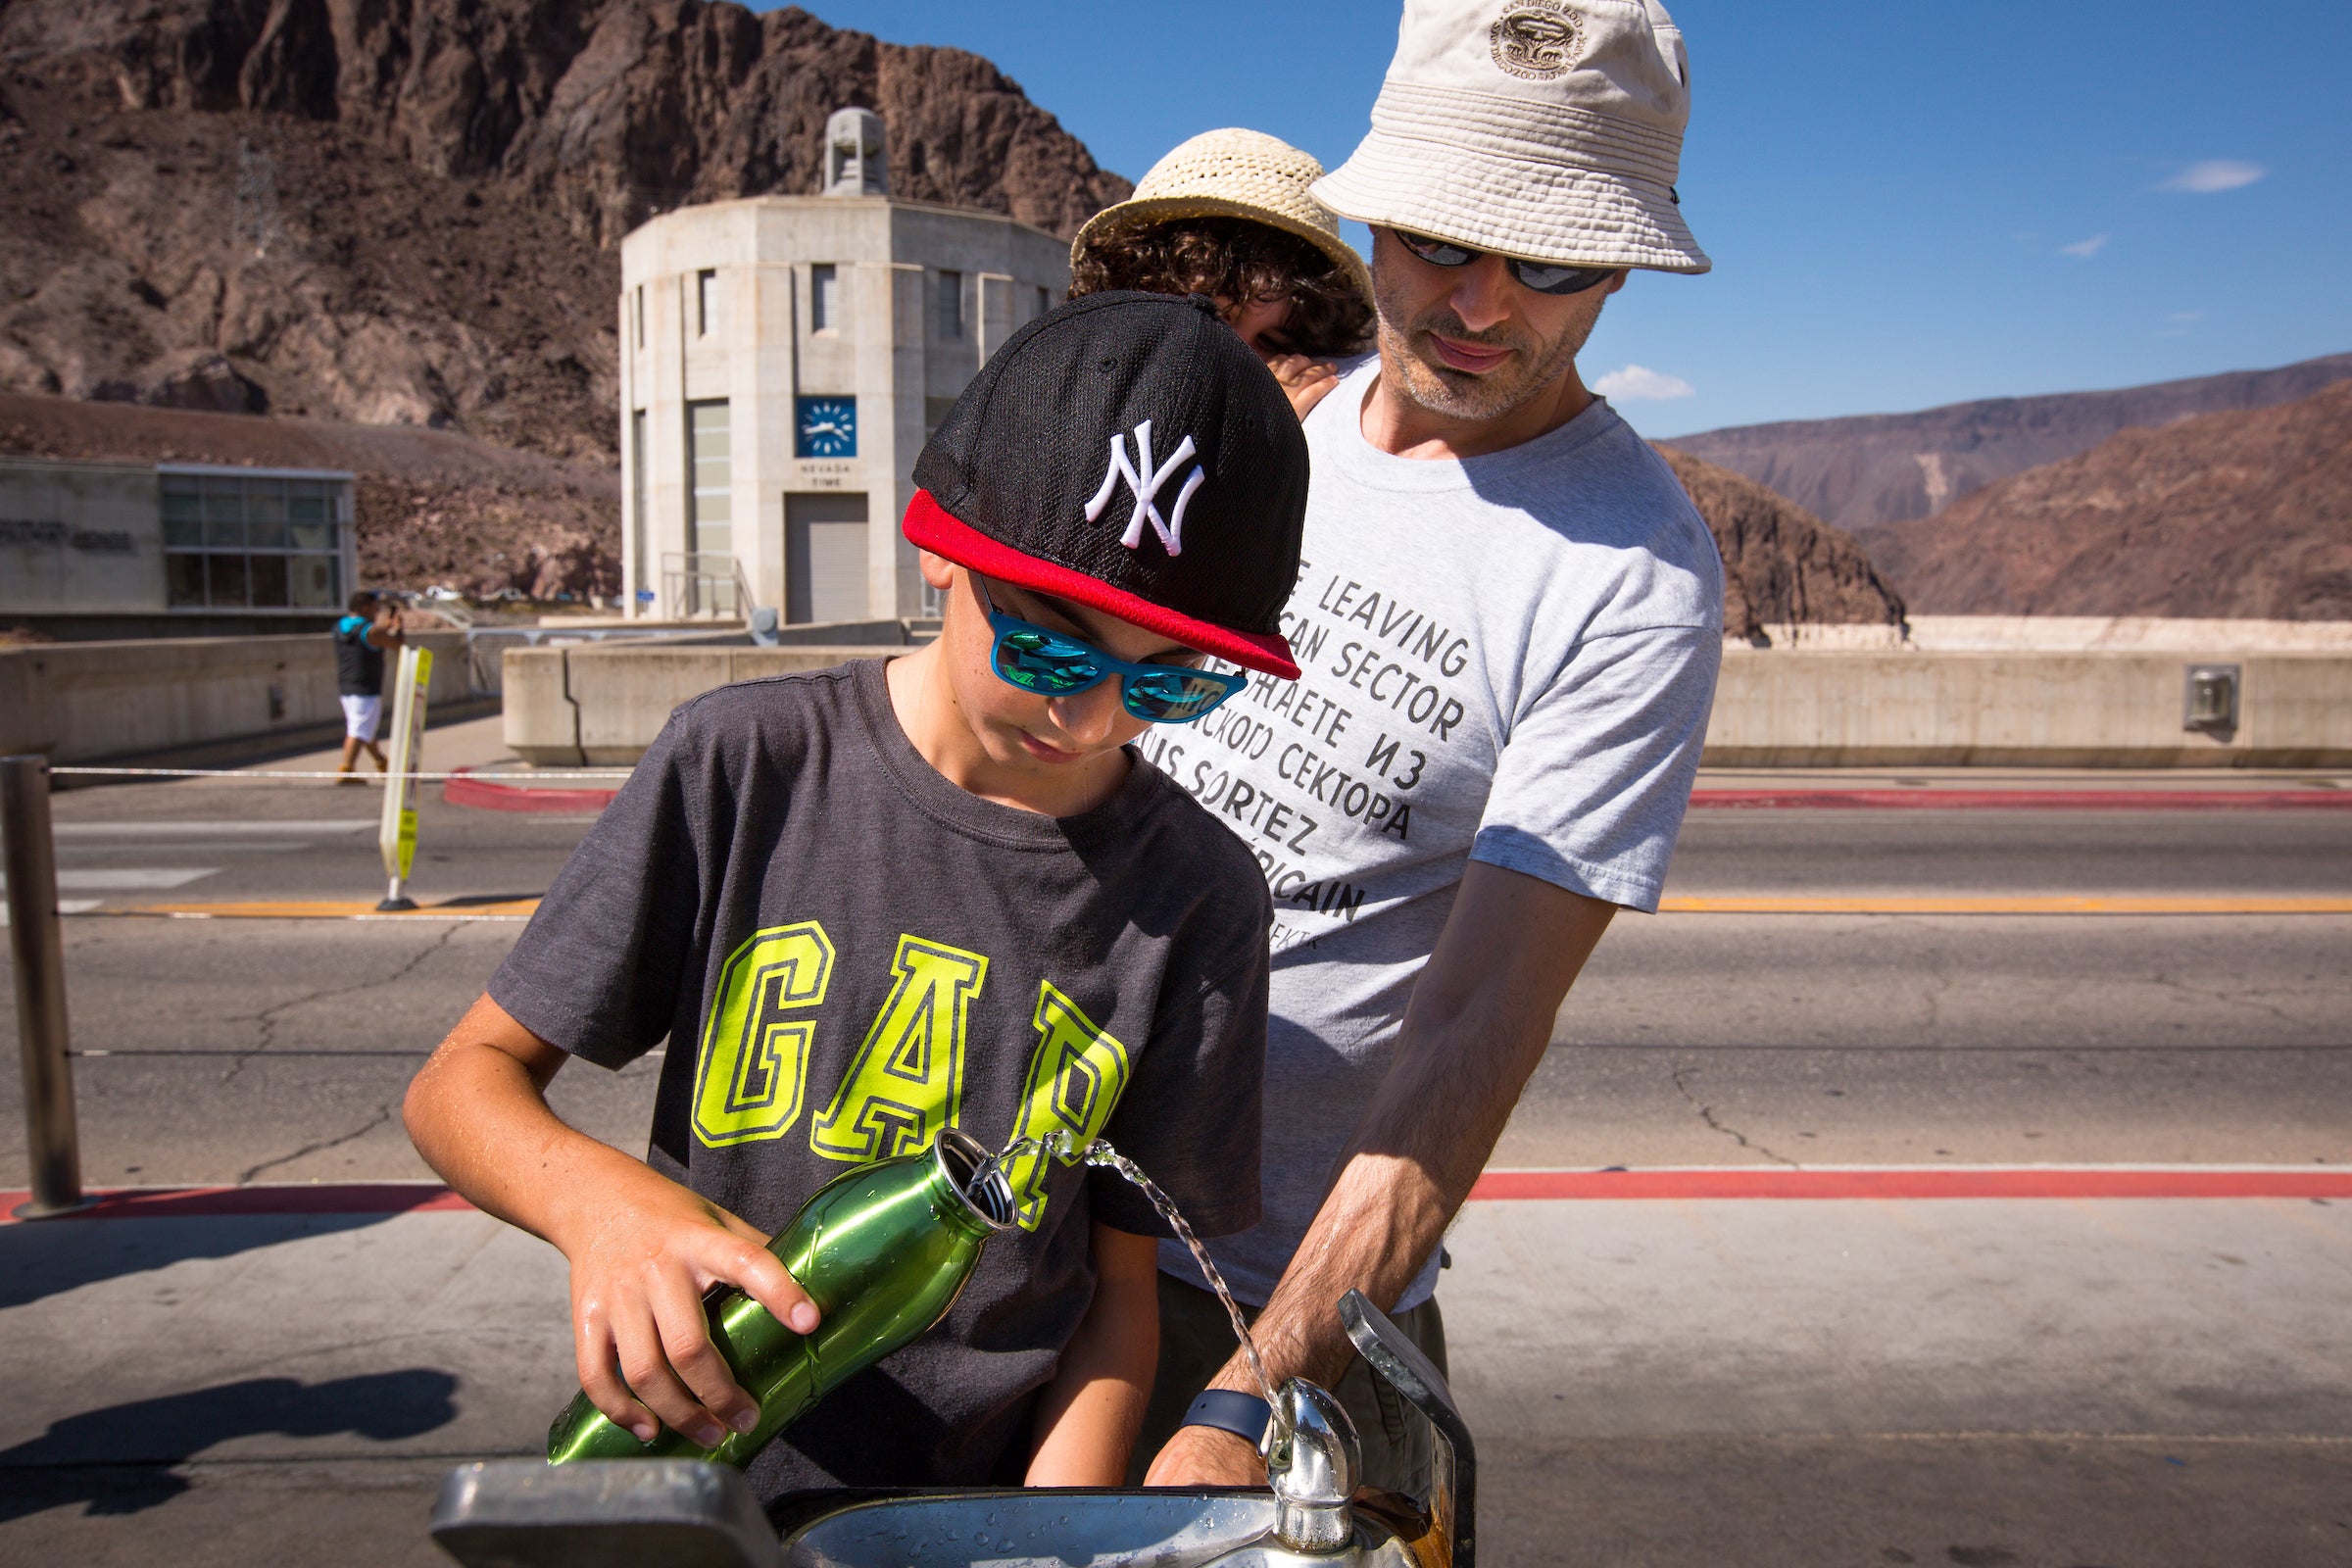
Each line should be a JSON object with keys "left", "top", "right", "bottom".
{"left": 376, "top": 645, "right": 434, "bottom": 911}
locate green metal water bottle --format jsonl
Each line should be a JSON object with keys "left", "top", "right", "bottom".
{"left": 547, "top": 1127, "right": 1017, "bottom": 1467}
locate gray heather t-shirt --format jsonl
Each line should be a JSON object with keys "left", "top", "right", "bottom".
{"left": 1136, "top": 360, "right": 1724, "bottom": 1310}
{"left": 490, "top": 658, "right": 1270, "bottom": 1497}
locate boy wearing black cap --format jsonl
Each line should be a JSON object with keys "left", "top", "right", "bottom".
{"left": 404, "top": 293, "right": 1305, "bottom": 1499}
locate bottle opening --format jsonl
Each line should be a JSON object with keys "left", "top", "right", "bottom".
{"left": 933, "top": 1128, "right": 1017, "bottom": 1230}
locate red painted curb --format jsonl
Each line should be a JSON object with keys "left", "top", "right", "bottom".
{"left": 2, "top": 1184, "right": 476, "bottom": 1222}
{"left": 14, "top": 1170, "right": 2349, "bottom": 1222}
{"left": 1469, "top": 1168, "right": 2352, "bottom": 1200}
{"left": 1689, "top": 788, "right": 2352, "bottom": 810}
{"left": 443, "top": 766, "right": 619, "bottom": 813}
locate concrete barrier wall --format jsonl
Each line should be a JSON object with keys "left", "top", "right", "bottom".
{"left": 505, "top": 641, "right": 2352, "bottom": 769}
{"left": 505, "top": 644, "right": 892, "bottom": 765}
{"left": 1704, "top": 649, "right": 2352, "bottom": 767}
{"left": 0, "top": 630, "right": 473, "bottom": 763}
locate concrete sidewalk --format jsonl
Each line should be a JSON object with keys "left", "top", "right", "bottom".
{"left": 3, "top": 1189, "right": 2347, "bottom": 1567}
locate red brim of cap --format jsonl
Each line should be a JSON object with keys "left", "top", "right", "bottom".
{"left": 903, "top": 489, "right": 1301, "bottom": 680}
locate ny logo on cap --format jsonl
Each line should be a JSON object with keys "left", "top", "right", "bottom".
{"left": 1084, "top": 418, "right": 1205, "bottom": 558}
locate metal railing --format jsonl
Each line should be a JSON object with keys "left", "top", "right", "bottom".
{"left": 661, "top": 552, "right": 756, "bottom": 620}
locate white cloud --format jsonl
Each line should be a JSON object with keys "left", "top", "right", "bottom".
{"left": 2159, "top": 159, "right": 2266, "bottom": 193}
{"left": 1593, "top": 364, "right": 1695, "bottom": 401}
{"left": 2060, "top": 234, "right": 2110, "bottom": 258}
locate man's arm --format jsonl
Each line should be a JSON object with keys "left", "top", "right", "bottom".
{"left": 1145, "top": 860, "right": 1615, "bottom": 1485}
{"left": 404, "top": 993, "right": 818, "bottom": 1452}
{"left": 1025, "top": 1224, "right": 1161, "bottom": 1486}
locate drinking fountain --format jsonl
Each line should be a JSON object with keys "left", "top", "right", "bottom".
{"left": 431, "top": 1290, "right": 1476, "bottom": 1568}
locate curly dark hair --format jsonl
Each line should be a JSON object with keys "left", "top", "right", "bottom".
{"left": 1070, "top": 216, "right": 1372, "bottom": 360}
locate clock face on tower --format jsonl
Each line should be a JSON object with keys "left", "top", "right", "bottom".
{"left": 796, "top": 396, "right": 858, "bottom": 459}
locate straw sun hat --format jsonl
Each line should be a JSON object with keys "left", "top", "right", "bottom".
{"left": 1071, "top": 128, "right": 1374, "bottom": 309}
{"left": 1314, "top": 0, "right": 1710, "bottom": 273}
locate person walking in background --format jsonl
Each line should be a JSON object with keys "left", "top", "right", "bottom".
{"left": 1069, "top": 128, "right": 1373, "bottom": 417}
{"left": 332, "top": 589, "right": 404, "bottom": 784}
{"left": 1137, "top": 0, "right": 1725, "bottom": 1491}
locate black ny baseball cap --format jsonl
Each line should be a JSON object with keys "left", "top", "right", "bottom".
{"left": 905, "top": 290, "right": 1309, "bottom": 679}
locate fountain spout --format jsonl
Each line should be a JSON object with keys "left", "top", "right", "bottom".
{"left": 1264, "top": 1379, "right": 1361, "bottom": 1554}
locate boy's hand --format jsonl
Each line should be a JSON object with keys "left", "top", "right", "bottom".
{"left": 567, "top": 1172, "right": 821, "bottom": 1450}
{"left": 1265, "top": 355, "right": 1341, "bottom": 419}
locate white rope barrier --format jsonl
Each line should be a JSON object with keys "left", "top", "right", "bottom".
{"left": 50, "top": 766, "right": 637, "bottom": 781}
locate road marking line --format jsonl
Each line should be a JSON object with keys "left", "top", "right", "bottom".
{"left": 1470, "top": 1166, "right": 2352, "bottom": 1200}
{"left": 0, "top": 901, "right": 101, "bottom": 926}
{"left": 1658, "top": 894, "right": 2352, "bottom": 914}
{"left": 117, "top": 898, "right": 541, "bottom": 919}
{"left": 53, "top": 820, "right": 376, "bottom": 838}
{"left": 3, "top": 868, "right": 219, "bottom": 892}
{"left": 90, "top": 893, "right": 2352, "bottom": 920}
{"left": 0, "top": 1183, "right": 472, "bottom": 1222}
{"left": 1689, "top": 788, "right": 2352, "bottom": 811}
{"left": 12, "top": 1167, "right": 2349, "bottom": 1221}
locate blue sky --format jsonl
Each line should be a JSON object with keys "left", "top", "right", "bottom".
{"left": 775, "top": 1, "right": 2351, "bottom": 438}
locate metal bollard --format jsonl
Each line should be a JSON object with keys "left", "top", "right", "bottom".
{"left": 2, "top": 755, "right": 86, "bottom": 1217}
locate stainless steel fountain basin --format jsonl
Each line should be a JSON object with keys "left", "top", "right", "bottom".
{"left": 782, "top": 1489, "right": 1423, "bottom": 1568}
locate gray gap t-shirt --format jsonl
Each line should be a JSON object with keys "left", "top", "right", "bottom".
{"left": 1137, "top": 361, "right": 1724, "bottom": 1309}
{"left": 490, "top": 658, "right": 1271, "bottom": 1496}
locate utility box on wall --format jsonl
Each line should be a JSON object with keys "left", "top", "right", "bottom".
{"left": 2182, "top": 663, "right": 2240, "bottom": 733}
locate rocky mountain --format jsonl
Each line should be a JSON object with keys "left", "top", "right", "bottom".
{"left": 1651, "top": 446, "right": 1906, "bottom": 638}
{"left": 1, "top": 391, "right": 621, "bottom": 600}
{"left": 1672, "top": 353, "right": 2352, "bottom": 536}
{"left": 0, "top": 0, "right": 1131, "bottom": 456}
{"left": 1857, "top": 380, "right": 2352, "bottom": 620}
{"left": 0, "top": 0, "right": 1917, "bottom": 627}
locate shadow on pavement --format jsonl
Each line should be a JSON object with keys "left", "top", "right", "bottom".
{"left": 0, "top": 1212, "right": 400, "bottom": 1311}
{"left": 0, "top": 1370, "right": 460, "bottom": 1521}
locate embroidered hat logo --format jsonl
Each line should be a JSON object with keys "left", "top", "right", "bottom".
{"left": 1490, "top": 1, "right": 1583, "bottom": 80}
{"left": 1083, "top": 417, "right": 1206, "bottom": 558}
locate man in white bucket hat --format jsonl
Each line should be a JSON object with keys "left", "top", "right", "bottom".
{"left": 1139, "top": 0, "right": 1725, "bottom": 1490}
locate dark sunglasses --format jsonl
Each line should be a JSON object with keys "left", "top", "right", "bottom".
{"left": 1391, "top": 229, "right": 1620, "bottom": 296}
{"left": 975, "top": 580, "right": 1247, "bottom": 725}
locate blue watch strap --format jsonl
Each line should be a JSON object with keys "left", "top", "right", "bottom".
{"left": 1181, "top": 1389, "right": 1273, "bottom": 1446}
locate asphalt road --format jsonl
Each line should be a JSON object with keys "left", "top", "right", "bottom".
{"left": 7, "top": 785, "right": 2347, "bottom": 1183}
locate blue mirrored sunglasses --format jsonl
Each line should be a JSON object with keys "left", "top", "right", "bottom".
{"left": 975, "top": 580, "right": 1247, "bottom": 724}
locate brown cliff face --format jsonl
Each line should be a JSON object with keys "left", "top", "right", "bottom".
{"left": 1857, "top": 381, "right": 2352, "bottom": 619}
{"left": 1651, "top": 446, "right": 1907, "bottom": 639}
{"left": 1671, "top": 353, "right": 2352, "bottom": 535}
{"left": 2, "top": 0, "right": 1131, "bottom": 245}
{"left": 0, "top": 0, "right": 1130, "bottom": 457}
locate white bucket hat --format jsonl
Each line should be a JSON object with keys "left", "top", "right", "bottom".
{"left": 1314, "top": 0, "right": 1710, "bottom": 273}
{"left": 1072, "top": 128, "right": 1375, "bottom": 308}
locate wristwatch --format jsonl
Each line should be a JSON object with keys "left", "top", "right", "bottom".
{"left": 1181, "top": 1389, "right": 1273, "bottom": 1446}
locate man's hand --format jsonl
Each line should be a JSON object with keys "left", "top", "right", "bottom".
{"left": 565, "top": 1169, "right": 819, "bottom": 1449}
{"left": 1144, "top": 1421, "right": 1266, "bottom": 1489}
{"left": 1266, "top": 354, "right": 1342, "bottom": 419}
{"left": 1143, "top": 863, "right": 1616, "bottom": 1484}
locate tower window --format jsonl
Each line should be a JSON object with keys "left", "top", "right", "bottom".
{"left": 937, "top": 270, "right": 963, "bottom": 339}
{"left": 697, "top": 270, "right": 718, "bottom": 337}
{"left": 811, "top": 264, "right": 838, "bottom": 331}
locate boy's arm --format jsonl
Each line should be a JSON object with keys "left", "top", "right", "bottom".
{"left": 1023, "top": 1224, "right": 1161, "bottom": 1487}
{"left": 369, "top": 603, "right": 406, "bottom": 654}
{"left": 404, "top": 993, "right": 820, "bottom": 1452}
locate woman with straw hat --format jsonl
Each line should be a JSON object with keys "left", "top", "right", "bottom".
{"left": 1070, "top": 128, "right": 1373, "bottom": 416}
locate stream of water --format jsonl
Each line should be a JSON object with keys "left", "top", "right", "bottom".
{"left": 993, "top": 1131, "right": 1283, "bottom": 1420}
